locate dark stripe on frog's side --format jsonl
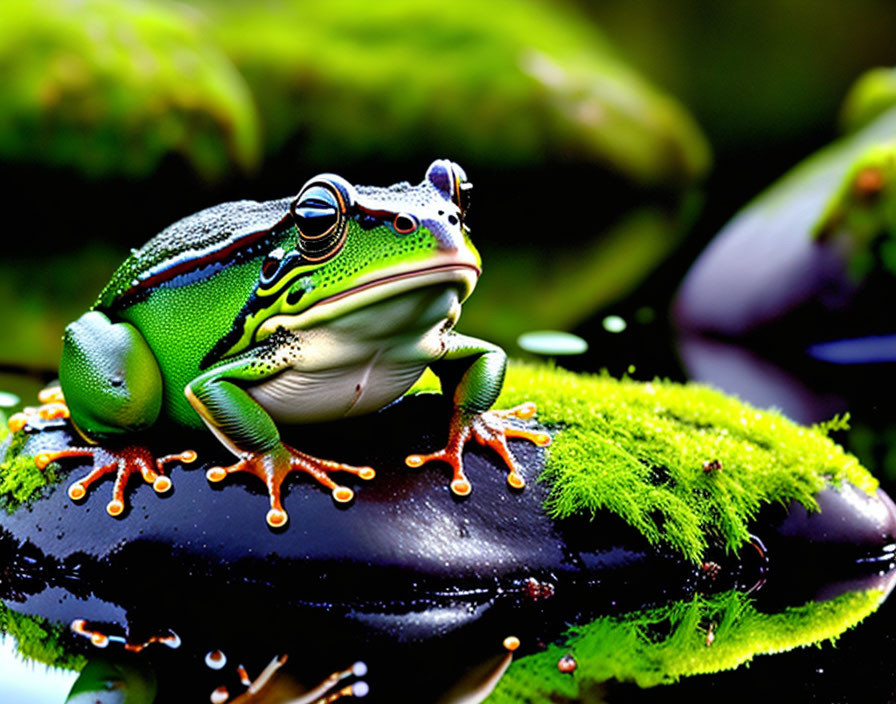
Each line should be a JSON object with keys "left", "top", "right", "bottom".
{"left": 98, "top": 198, "right": 294, "bottom": 310}
{"left": 199, "top": 267, "right": 308, "bottom": 371}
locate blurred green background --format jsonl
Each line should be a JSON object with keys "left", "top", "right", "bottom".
{"left": 3, "top": 0, "right": 896, "bottom": 396}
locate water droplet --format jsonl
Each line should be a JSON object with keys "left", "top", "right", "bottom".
{"left": 602, "top": 315, "right": 627, "bottom": 333}
{"left": 0, "top": 391, "right": 20, "bottom": 408}
{"left": 517, "top": 330, "right": 588, "bottom": 356}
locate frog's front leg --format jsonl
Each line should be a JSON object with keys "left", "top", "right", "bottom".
{"left": 405, "top": 334, "right": 550, "bottom": 495}
{"left": 186, "top": 357, "right": 375, "bottom": 528}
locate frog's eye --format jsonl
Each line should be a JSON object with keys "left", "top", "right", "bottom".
{"left": 425, "top": 159, "right": 471, "bottom": 220}
{"left": 392, "top": 213, "right": 418, "bottom": 234}
{"left": 291, "top": 176, "right": 355, "bottom": 262}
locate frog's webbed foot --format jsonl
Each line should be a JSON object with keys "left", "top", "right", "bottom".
{"left": 205, "top": 444, "right": 376, "bottom": 528}
{"left": 8, "top": 386, "right": 69, "bottom": 432}
{"left": 405, "top": 402, "right": 551, "bottom": 496}
{"left": 35, "top": 445, "right": 197, "bottom": 517}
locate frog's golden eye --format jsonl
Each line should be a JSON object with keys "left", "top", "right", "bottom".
{"left": 291, "top": 176, "right": 355, "bottom": 262}
{"left": 392, "top": 213, "right": 418, "bottom": 234}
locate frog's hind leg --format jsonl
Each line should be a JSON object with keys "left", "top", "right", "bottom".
{"left": 58, "top": 311, "right": 164, "bottom": 440}
{"left": 36, "top": 445, "right": 197, "bottom": 516}
{"left": 25, "top": 311, "right": 196, "bottom": 516}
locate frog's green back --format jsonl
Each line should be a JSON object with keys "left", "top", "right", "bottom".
{"left": 96, "top": 198, "right": 294, "bottom": 427}
{"left": 97, "top": 197, "right": 292, "bottom": 310}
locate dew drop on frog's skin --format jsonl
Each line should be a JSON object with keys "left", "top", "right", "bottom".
{"left": 210, "top": 686, "right": 229, "bottom": 704}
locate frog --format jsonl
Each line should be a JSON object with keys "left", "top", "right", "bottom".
{"left": 10, "top": 160, "right": 550, "bottom": 527}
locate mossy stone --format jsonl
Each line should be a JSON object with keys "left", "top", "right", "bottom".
{"left": 1, "top": 362, "right": 880, "bottom": 564}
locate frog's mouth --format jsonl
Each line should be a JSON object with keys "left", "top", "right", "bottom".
{"left": 259, "top": 262, "right": 480, "bottom": 334}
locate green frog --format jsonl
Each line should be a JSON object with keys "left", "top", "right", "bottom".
{"left": 11, "top": 160, "right": 549, "bottom": 527}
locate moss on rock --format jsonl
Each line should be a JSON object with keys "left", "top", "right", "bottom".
{"left": 0, "top": 421, "right": 61, "bottom": 513}
{"left": 0, "top": 364, "right": 879, "bottom": 562}
{"left": 497, "top": 363, "right": 877, "bottom": 563}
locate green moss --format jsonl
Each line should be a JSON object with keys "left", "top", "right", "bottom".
{"left": 0, "top": 602, "right": 86, "bottom": 671}
{"left": 486, "top": 588, "right": 884, "bottom": 703}
{"left": 0, "top": 429, "right": 61, "bottom": 513}
{"left": 1, "top": 0, "right": 709, "bottom": 185}
{"left": 497, "top": 363, "right": 877, "bottom": 563}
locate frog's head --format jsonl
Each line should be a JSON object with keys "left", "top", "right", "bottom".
{"left": 236, "top": 160, "right": 480, "bottom": 349}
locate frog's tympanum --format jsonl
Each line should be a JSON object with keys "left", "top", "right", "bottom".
{"left": 9, "top": 160, "right": 549, "bottom": 526}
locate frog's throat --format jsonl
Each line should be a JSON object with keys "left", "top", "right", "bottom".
{"left": 258, "top": 263, "right": 480, "bottom": 336}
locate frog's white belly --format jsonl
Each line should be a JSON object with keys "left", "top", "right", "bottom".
{"left": 247, "top": 355, "right": 428, "bottom": 423}
{"left": 246, "top": 285, "right": 456, "bottom": 423}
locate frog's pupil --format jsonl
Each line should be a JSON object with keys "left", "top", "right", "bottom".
{"left": 295, "top": 204, "right": 338, "bottom": 238}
